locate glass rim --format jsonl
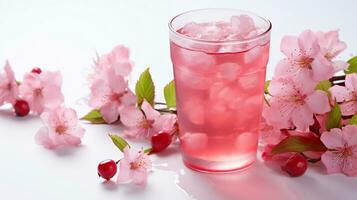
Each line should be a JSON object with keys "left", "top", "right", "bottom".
{"left": 168, "top": 8, "right": 272, "bottom": 45}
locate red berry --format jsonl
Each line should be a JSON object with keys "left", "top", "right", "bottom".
{"left": 281, "top": 153, "right": 307, "bottom": 177}
{"left": 97, "top": 159, "right": 117, "bottom": 180}
{"left": 31, "top": 67, "right": 42, "bottom": 74}
{"left": 14, "top": 100, "right": 30, "bottom": 117}
{"left": 151, "top": 131, "right": 172, "bottom": 152}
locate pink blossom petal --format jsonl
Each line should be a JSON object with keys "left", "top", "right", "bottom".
{"left": 121, "top": 90, "right": 137, "bottom": 107}
{"left": 117, "top": 160, "right": 133, "bottom": 183}
{"left": 153, "top": 114, "right": 177, "bottom": 133}
{"left": 120, "top": 106, "right": 144, "bottom": 127}
{"left": 100, "top": 102, "right": 119, "bottom": 123}
{"left": 291, "top": 105, "right": 314, "bottom": 131}
{"left": 345, "top": 73, "right": 357, "bottom": 92}
{"left": 110, "top": 45, "right": 130, "bottom": 60}
{"left": 42, "top": 84, "right": 64, "bottom": 109}
{"left": 340, "top": 101, "right": 357, "bottom": 116}
{"left": 141, "top": 100, "right": 160, "bottom": 120}
{"left": 132, "top": 169, "right": 148, "bottom": 185}
{"left": 329, "top": 85, "right": 351, "bottom": 102}
{"left": 321, "top": 151, "right": 343, "bottom": 174}
{"left": 332, "top": 60, "right": 349, "bottom": 72}
{"left": 113, "top": 61, "right": 132, "bottom": 77}
{"left": 63, "top": 135, "right": 82, "bottom": 146}
{"left": 268, "top": 77, "right": 295, "bottom": 96}
{"left": 123, "top": 127, "right": 146, "bottom": 138}
{"left": 274, "top": 59, "right": 297, "bottom": 77}
{"left": 89, "top": 79, "right": 111, "bottom": 108}
{"left": 264, "top": 102, "right": 294, "bottom": 129}
{"left": 320, "top": 128, "right": 344, "bottom": 149}
{"left": 280, "top": 35, "right": 300, "bottom": 58}
{"left": 41, "top": 71, "right": 62, "bottom": 86}
{"left": 262, "top": 104, "right": 292, "bottom": 129}
{"left": 35, "top": 127, "right": 56, "bottom": 149}
{"left": 31, "top": 96, "right": 45, "bottom": 114}
{"left": 306, "top": 90, "right": 330, "bottom": 114}
{"left": 67, "top": 126, "right": 85, "bottom": 138}
{"left": 106, "top": 68, "right": 127, "bottom": 93}
{"left": 298, "top": 30, "right": 320, "bottom": 57}
{"left": 61, "top": 108, "right": 78, "bottom": 127}
{"left": 311, "top": 55, "right": 334, "bottom": 81}
{"left": 342, "top": 125, "right": 357, "bottom": 147}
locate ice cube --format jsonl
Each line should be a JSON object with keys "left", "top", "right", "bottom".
{"left": 238, "top": 73, "right": 262, "bottom": 92}
{"left": 217, "top": 62, "right": 242, "bottom": 81}
{"left": 230, "top": 15, "right": 256, "bottom": 37}
{"left": 180, "top": 132, "right": 208, "bottom": 152}
{"left": 235, "top": 131, "right": 258, "bottom": 151}
{"left": 175, "top": 66, "right": 211, "bottom": 90}
{"left": 177, "top": 48, "right": 216, "bottom": 72}
{"left": 244, "top": 46, "right": 261, "bottom": 65}
{"left": 183, "top": 98, "right": 205, "bottom": 125}
{"left": 209, "top": 82, "right": 236, "bottom": 103}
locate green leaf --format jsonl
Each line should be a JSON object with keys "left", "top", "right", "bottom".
{"left": 135, "top": 68, "right": 155, "bottom": 106}
{"left": 345, "top": 56, "right": 357, "bottom": 74}
{"left": 326, "top": 104, "right": 342, "bottom": 131}
{"left": 315, "top": 80, "right": 332, "bottom": 92}
{"left": 164, "top": 80, "right": 176, "bottom": 108}
{"left": 80, "top": 109, "right": 106, "bottom": 124}
{"left": 349, "top": 115, "right": 357, "bottom": 125}
{"left": 109, "top": 134, "right": 129, "bottom": 152}
{"left": 271, "top": 135, "right": 327, "bottom": 155}
{"left": 264, "top": 80, "right": 271, "bottom": 94}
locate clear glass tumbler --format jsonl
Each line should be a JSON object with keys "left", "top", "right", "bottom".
{"left": 169, "top": 9, "right": 272, "bottom": 172}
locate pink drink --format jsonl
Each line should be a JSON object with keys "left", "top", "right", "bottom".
{"left": 169, "top": 9, "right": 271, "bottom": 172}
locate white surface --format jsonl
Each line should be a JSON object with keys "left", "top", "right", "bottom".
{"left": 0, "top": 0, "right": 357, "bottom": 200}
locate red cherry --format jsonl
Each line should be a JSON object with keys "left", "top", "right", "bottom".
{"left": 97, "top": 159, "right": 117, "bottom": 180}
{"left": 151, "top": 131, "right": 172, "bottom": 152}
{"left": 281, "top": 153, "right": 307, "bottom": 177}
{"left": 31, "top": 67, "right": 42, "bottom": 74}
{"left": 14, "top": 100, "right": 30, "bottom": 117}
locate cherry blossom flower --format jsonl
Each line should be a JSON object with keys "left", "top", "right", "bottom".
{"left": 316, "top": 30, "right": 348, "bottom": 72}
{"left": 19, "top": 71, "right": 64, "bottom": 114}
{"left": 329, "top": 74, "right": 357, "bottom": 116}
{"left": 89, "top": 67, "right": 136, "bottom": 123}
{"left": 35, "top": 106, "right": 85, "bottom": 149}
{"left": 94, "top": 45, "right": 132, "bottom": 79}
{"left": 320, "top": 125, "right": 357, "bottom": 176}
{"left": 267, "top": 76, "right": 330, "bottom": 131}
{"left": 275, "top": 30, "right": 334, "bottom": 81}
{"left": 0, "top": 61, "right": 19, "bottom": 105}
{"left": 120, "top": 100, "right": 177, "bottom": 139}
{"left": 117, "top": 146, "right": 151, "bottom": 185}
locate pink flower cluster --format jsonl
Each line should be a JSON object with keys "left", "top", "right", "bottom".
{"left": 88, "top": 45, "right": 177, "bottom": 138}
{"left": 264, "top": 30, "right": 348, "bottom": 131}
{"left": 0, "top": 61, "right": 64, "bottom": 114}
{"left": 0, "top": 61, "right": 85, "bottom": 149}
{"left": 261, "top": 29, "right": 357, "bottom": 176}
{"left": 89, "top": 45, "right": 136, "bottom": 124}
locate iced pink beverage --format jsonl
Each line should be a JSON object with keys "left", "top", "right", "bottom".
{"left": 169, "top": 9, "right": 272, "bottom": 172}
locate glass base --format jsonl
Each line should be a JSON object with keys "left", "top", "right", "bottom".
{"left": 182, "top": 153, "right": 256, "bottom": 173}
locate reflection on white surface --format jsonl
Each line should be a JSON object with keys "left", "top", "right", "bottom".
{"left": 154, "top": 146, "right": 295, "bottom": 200}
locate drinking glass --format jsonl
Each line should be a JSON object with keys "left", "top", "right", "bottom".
{"left": 169, "top": 8, "right": 272, "bottom": 172}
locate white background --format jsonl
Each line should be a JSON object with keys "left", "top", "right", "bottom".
{"left": 1, "top": 0, "right": 357, "bottom": 200}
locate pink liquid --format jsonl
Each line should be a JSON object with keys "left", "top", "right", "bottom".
{"left": 170, "top": 41, "right": 270, "bottom": 172}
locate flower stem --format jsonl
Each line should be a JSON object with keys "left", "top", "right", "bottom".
{"left": 155, "top": 108, "right": 177, "bottom": 114}
{"left": 329, "top": 75, "right": 346, "bottom": 82}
